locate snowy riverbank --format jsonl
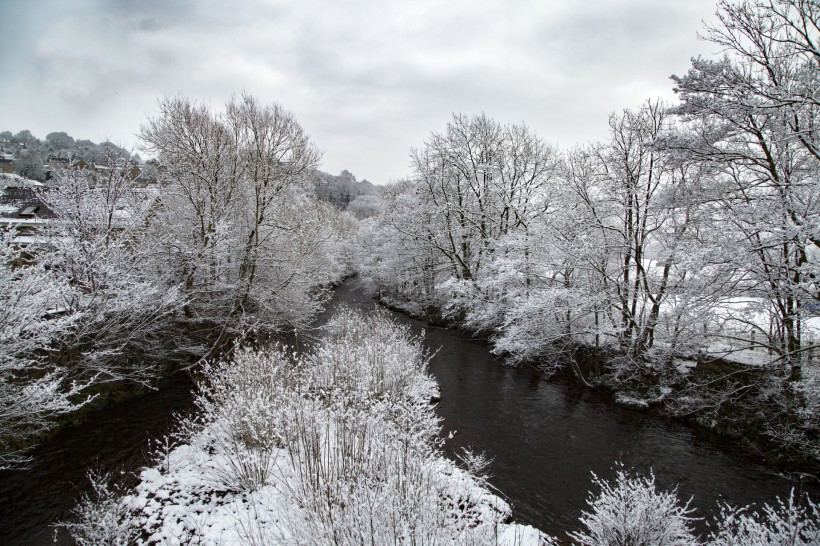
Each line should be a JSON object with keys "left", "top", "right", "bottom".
{"left": 66, "top": 308, "right": 547, "bottom": 545}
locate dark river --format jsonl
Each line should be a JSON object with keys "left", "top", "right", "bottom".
{"left": 0, "top": 373, "right": 197, "bottom": 545}
{"left": 0, "top": 276, "right": 816, "bottom": 544}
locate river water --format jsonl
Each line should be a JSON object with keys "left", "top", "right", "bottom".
{"left": 0, "top": 373, "right": 197, "bottom": 545}
{"left": 0, "top": 277, "right": 816, "bottom": 544}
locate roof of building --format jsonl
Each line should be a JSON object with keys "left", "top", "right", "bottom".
{"left": 0, "top": 186, "right": 57, "bottom": 223}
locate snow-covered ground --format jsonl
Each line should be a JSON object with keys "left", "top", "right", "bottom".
{"left": 126, "top": 437, "right": 544, "bottom": 545}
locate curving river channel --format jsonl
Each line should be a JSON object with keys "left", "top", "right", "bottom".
{"left": 0, "top": 277, "right": 816, "bottom": 545}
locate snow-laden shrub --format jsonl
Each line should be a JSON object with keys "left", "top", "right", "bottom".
{"left": 306, "top": 307, "right": 438, "bottom": 404}
{"left": 775, "top": 368, "right": 820, "bottom": 463}
{"left": 492, "top": 288, "right": 574, "bottom": 368}
{"left": 67, "top": 307, "right": 547, "bottom": 545}
{"left": 61, "top": 470, "right": 141, "bottom": 546}
{"left": 198, "top": 345, "right": 302, "bottom": 450}
{"left": 279, "top": 400, "right": 510, "bottom": 545}
{"left": 196, "top": 345, "right": 302, "bottom": 491}
{"left": 279, "top": 308, "right": 512, "bottom": 544}
{"left": 708, "top": 490, "right": 819, "bottom": 546}
{"left": 569, "top": 466, "right": 697, "bottom": 546}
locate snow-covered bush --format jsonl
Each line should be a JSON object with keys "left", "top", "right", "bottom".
{"left": 279, "top": 399, "right": 507, "bottom": 545}
{"left": 195, "top": 345, "right": 302, "bottom": 491}
{"left": 708, "top": 490, "right": 819, "bottom": 546}
{"left": 569, "top": 466, "right": 697, "bottom": 546}
{"left": 493, "top": 286, "right": 585, "bottom": 369}
{"left": 279, "top": 308, "right": 510, "bottom": 545}
{"left": 61, "top": 470, "right": 141, "bottom": 546}
{"left": 305, "top": 307, "right": 438, "bottom": 404}
{"left": 771, "top": 368, "right": 820, "bottom": 464}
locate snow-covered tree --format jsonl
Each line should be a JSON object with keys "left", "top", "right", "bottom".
{"left": 558, "top": 101, "right": 717, "bottom": 364}
{"left": 140, "top": 94, "right": 342, "bottom": 354}
{"left": 361, "top": 113, "right": 561, "bottom": 322}
{"left": 39, "top": 160, "right": 181, "bottom": 385}
{"left": 406, "top": 113, "right": 557, "bottom": 284}
{"left": 12, "top": 149, "right": 45, "bottom": 181}
{"left": 671, "top": 0, "right": 820, "bottom": 377}
{"left": 0, "top": 230, "right": 88, "bottom": 468}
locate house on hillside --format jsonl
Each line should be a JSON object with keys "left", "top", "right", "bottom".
{"left": 47, "top": 154, "right": 71, "bottom": 168}
{"left": 130, "top": 165, "right": 160, "bottom": 187}
{"left": 0, "top": 153, "right": 13, "bottom": 174}
{"left": 45, "top": 155, "right": 72, "bottom": 181}
{"left": 0, "top": 179, "right": 55, "bottom": 245}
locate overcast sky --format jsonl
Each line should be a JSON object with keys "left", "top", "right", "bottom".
{"left": 1, "top": 0, "right": 721, "bottom": 183}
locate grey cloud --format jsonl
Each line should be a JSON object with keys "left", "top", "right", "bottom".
{"left": 1, "top": 0, "right": 719, "bottom": 183}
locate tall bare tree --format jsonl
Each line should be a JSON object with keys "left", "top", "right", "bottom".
{"left": 140, "top": 94, "right": 330, "bottom": 353}
{"left": 671, "top": 0, "right": 820, "bottom": 377}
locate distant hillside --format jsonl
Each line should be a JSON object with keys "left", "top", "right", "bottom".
{"left": 0, "top": 130, "right": 134, "bottom": 181}
{"left": 1, "top": 131, "right": 382, "bottom": 219}
{"left": 312, "top": 169, "right": 382, "bottom": 217}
